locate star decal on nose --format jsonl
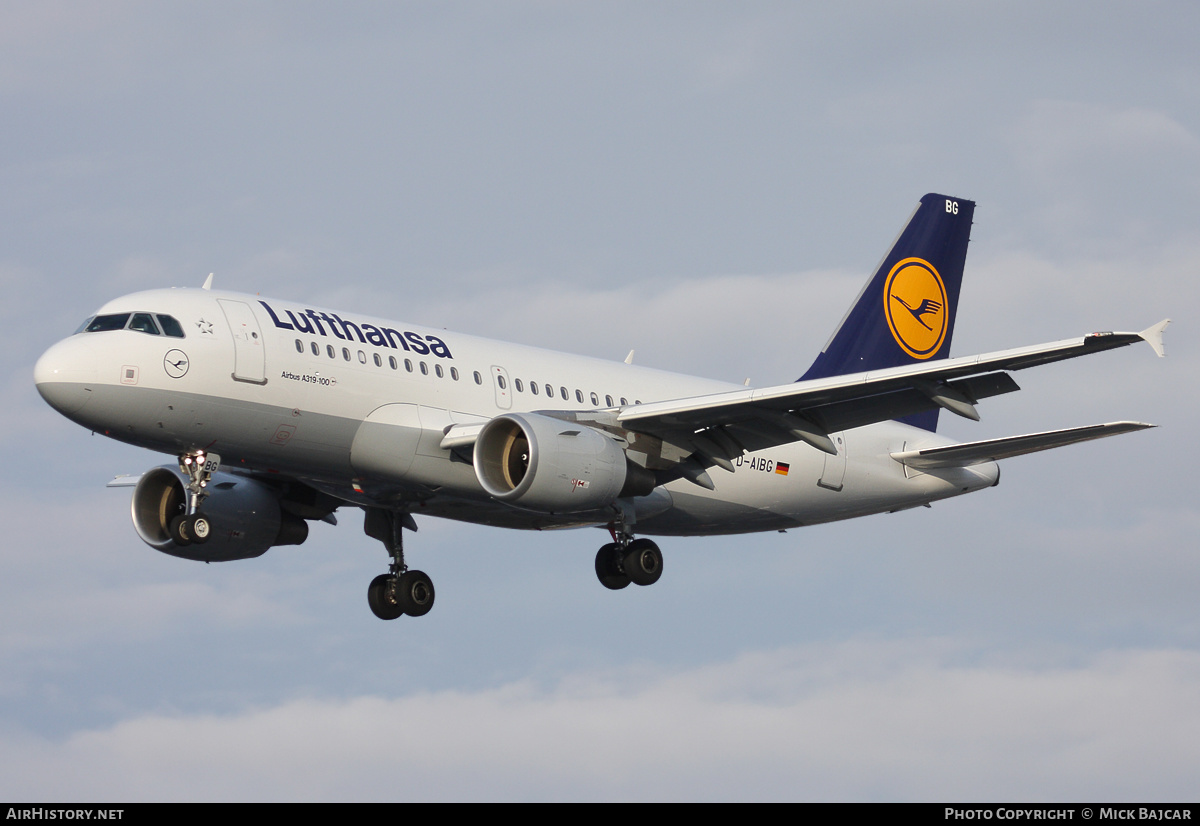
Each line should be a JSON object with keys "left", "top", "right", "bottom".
{"left": 196, "top": 318, "right": 214, "bottom": 335}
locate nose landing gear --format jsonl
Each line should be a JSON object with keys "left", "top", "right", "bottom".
{"left": 169, "top": 512, "right": 212, "bottom": 545}
{"left": 169, "top": 450, "right": 220, "bottom": 546}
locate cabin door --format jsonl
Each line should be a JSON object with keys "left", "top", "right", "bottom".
{"left": 218, "top": 299, "right": 267, "bottom": 385}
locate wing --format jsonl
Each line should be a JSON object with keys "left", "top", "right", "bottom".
{"left": 601, "top": 320, "right": 1168, "bottom": 485}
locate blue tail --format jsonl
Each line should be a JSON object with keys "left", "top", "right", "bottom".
{"left": 800, "top": 193, "right": 975, "bottom": 431}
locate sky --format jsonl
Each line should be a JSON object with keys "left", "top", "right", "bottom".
{"left": 1, "top": 0, "right": 1197, "bottom": 802}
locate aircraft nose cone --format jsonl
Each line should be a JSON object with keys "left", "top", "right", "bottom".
{"left": 34, "top": 339, "right": 97, "bottom": 415}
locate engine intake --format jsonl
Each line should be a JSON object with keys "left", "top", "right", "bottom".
{"left": 474, "top": 413, "right": 646, "bottom": 513}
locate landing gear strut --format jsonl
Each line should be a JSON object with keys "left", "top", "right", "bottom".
{"left": 364, "top": 508, "right": 435, "bottom": 621}
{"left": 594, "top": 518, "right": 663, "bottom": 590}
{"left": 169, "top": 450, "right": 220, "bottom": 546}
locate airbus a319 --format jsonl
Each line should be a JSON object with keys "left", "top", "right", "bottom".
{"left": 34, "top": 194, "right": 1168, "bottom": 620}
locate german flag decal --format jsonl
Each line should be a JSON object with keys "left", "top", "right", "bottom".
{"left": 775, "top": 462, "right": 790, "bottom": 476}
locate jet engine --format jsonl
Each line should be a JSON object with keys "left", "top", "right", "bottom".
{"left": 473, "top": 413, "right": 652, "bottom": 513}
{"left": 131, "top": 466, "right": 310, "bottom": 562}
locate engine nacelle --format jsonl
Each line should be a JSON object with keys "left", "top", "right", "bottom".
{"left": 131, "top": 466, "right": 309, "bottom": 562}
{"left": 473, "top": 413, "right": 636, "bottom": 513}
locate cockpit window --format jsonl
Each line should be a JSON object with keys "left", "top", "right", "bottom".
{"left": 128, "top": 313, "right": 160, "bottom": 335}
{"left": 80, "top": 311, "right": 186, "bottom": 337}
{"left": 84, "top": 313, "right": 131, "bottom": 333}
{"left": 156, "top": 315, "right": 185, "bottom": 338}
{"left": 73, "top": 316, "right": 95, "bottom": 335}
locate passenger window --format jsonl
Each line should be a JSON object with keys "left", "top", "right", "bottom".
{"left": 497, "top": 374, "right": 507, "bottom": 389}
{"left": 295, "top": 339, "right": 304, "bottom": 353}
{"left": 514, "top": 378, "right": 523, "bottom": 392}
{"left": 451, "top": 367, "right": 459, "bottom": 381}
{"left": 389, "top": 356, "right": 397, "bottom": 370}
{"left": 620, "top": 398, "right": 628, "bottom": 406}
{"left": 129, "top": 313, "right": 160, "bottom": 335}
{"left": 85, "top": 314, "right": 130, "bottom": 333}
{"left": 546, "top": 384, "right": 553, "bottom": 397}
{"left": 560, "top": 387, "right": 568, "bottom": 400}
{"left": 406, "top": 359, "right": 414, "bottom": 372}
{"left": 374, "top": 353, "right": 382, "bottom": 367}
{"left": 420, "top": 362, "right": 428, "bottom": 375}
{"left": 435, "top": 364, "right": 444, "bottom": 378}
{"left": 531, "top": 382, "right": 539, "bottom": 396}
{"left": 590, "top": 392, "right": 599, "bottom": 406}
{"left": 156, "top": 315, "right": 186, "bottom": 338}
{"left": 575, "top": 390, "right": 584, "bottom": 403}
{"left": 605, "top": 395, "right": 613, "bottom": 407}
{"left": 358, "top": 350, "right": 367, "bottom": 364}
{"left": 474, "top": 371, "right": 483, "bottom": 385}
{"left": 342, "top": 348, "right": 351, "bottom": 361}
{"left": 311, "top": 342, "right": 319, "bottom": 356}
{"left": 327, "top": 345, "right": 335, "bottom": 358}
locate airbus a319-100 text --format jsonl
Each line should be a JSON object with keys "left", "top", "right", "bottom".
{"left": 34, "top": 194, "right": 1168, "bottom": 620}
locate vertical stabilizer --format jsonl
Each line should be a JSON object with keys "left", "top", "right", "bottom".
{"left": 800, "top": 193, "right": 975, "bottom": 431}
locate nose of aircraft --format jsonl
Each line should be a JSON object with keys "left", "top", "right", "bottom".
{"left": 34, "top": 337, "right": 98, "bottom": 415}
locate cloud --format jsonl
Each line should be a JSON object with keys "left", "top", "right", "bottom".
{"left": 1006, "top": 101, "right": 1200, "bottom": 251}
{"left": 1015, "top": 101, "right": 1198, "bottom": 169}
{"left": 3, "top": 641, "right": 1198, "bottom": 801}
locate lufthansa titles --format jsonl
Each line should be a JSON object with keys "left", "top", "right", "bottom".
{"left": 260, "top": 301, "right": 453, "bottom": 359}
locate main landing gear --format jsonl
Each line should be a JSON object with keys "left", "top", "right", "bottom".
{"left": 169, "top": 450, "right": 220, "bottom": 546}
{"left": 364, "top": 508, "right": 435, "bottom": 621}
{"left": 594, "top": 528, "right": 664, "bottom": 591}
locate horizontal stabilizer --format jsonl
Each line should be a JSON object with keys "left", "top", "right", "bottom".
{"left": 106, "top": 474, "right": 142, "bottom": 487}
{"left": 890, "top": 421, "right": 1154, "bottom": 470}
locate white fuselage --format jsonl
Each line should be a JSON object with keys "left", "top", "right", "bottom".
{"left": 34, "top": 288, "right": 999, "bottom": 537}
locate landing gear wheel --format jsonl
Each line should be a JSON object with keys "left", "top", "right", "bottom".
{"left": 595, "top": 543, "right": 631, "bottom": 590}
{"left": 190, "top": 515, "right": 211, "bottom": 544}
{"left": 396, "top": 570, "right": 435, "bottom": 617}
{"left": 623, "top": 538, "right": 663, "bottom": 586}
{"left": 368, "top": 574, "right": 403, "bottom": 620}
{"left": 169, "top": 515, "right": 193, "bottom": 546}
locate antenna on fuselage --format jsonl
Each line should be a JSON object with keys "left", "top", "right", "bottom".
{"left": 624, "top": 350, "right": 635, "bottom": 364}
{"left": 202, "top": 273, "right": 214, "bottom": 290}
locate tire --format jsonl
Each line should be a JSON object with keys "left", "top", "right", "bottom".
{"left": 623, "top": 538, "right": 663, "bottom": 586}
{"left": 190, "top": 515, "right": 211, "bottom": 544}
{"left": 169, "top": 514, "right": 193, "bottom": 546}
{"left": 594, "top": 543, "right": 631, "bottom": 590}
{"left": 368, "top": 574, "right": 403, "bottom": 620}
{"left": 396, "top": 570, "right": 435, "bottom": 617}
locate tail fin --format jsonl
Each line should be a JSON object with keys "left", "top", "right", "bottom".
{"left": 800, "top": 193, "right": 975, "bottom": 431}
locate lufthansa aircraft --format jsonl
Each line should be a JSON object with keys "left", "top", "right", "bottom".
{"left": 34, "top": 194, "right": 1168, "bottom": 620}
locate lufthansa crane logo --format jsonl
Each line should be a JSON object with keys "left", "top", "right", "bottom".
{"left": 883, "top": 257, "right": 948, "bottom": 359}
{"left": 163, "top": 349, "right": 190, "bottom": 379}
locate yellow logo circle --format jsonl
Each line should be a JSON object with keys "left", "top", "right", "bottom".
{"left": 883, "top": 257, "right": 948, "bottom": 359}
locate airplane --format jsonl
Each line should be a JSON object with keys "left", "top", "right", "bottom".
{"left": 34, "top": 193, "right": 1169, "bottom": 621}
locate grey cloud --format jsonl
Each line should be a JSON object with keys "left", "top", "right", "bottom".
{"left": 4, "top": 643, "right": 1199, "bottom": 801}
